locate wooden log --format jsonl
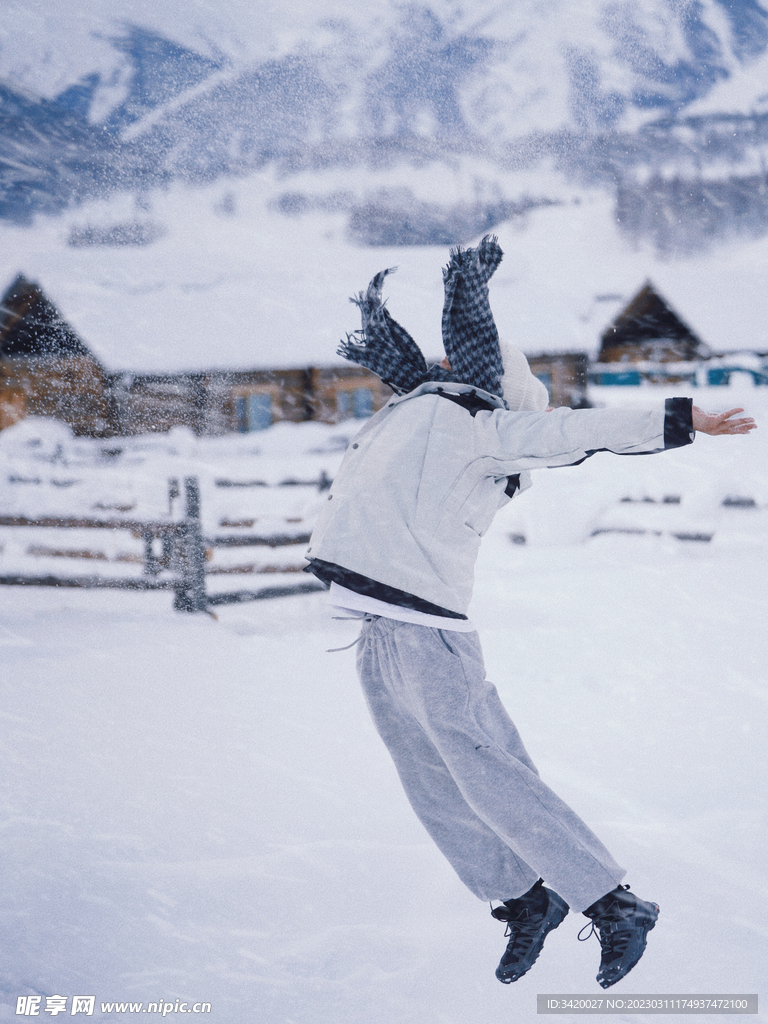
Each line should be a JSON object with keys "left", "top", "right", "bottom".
{"left": 590, "top": 528, "right": 712, "bottom": 542}
{"left": 0, "top": 514, "right": 178, "bottom": 535}
{"left": 214, "top": 479, "right": 268, "bottom": 488}
{"left": 205, "top": 564, "right": 306, "bottom": 575}
{"left": 208, "top": 533, "right": 311, "bottom": 548}
{"left": 26, "top": 546, "right": 108, "bottom": 560}
{"left": 0, "top": 574, "right": 176, "bottom": 590}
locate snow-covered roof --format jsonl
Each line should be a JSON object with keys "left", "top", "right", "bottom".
{"left": 485, "top": 200, "right": 768, "bottom": 359}
{"left": 2, "top": 176, "right": 768, "bottom": 375}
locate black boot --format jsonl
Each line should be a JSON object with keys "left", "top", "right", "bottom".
{"left": 580, "top": 884, "right": 659, "bottom": 989}
{"left": 491, "top": 879, "right": 569, "bottom": 984}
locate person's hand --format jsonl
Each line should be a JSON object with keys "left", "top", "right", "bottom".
{"left": 692, "top": 406, "right": 757, "bottom": 435}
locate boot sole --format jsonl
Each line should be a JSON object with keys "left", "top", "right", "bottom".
{"left": 496, "top": 895, "right": 570, "bottom": 984}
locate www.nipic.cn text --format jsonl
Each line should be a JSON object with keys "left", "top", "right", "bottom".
{"left": 16, "top": 996, "right": 212, "bottom": 1016}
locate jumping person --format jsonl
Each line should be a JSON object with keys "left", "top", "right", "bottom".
{"left": 304, "top": 236, "right": 756, "bottom": 988}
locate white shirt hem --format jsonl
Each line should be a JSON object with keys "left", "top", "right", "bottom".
{"left": 328, "top": 582, "right": 476, "bottom": 632}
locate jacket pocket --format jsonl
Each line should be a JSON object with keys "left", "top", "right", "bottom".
{"left": 462, "top": 475, "right": 509, "bottom": 537}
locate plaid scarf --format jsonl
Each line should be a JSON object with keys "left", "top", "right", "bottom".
{"left": 338, "top": 267, "right": 452, "bottom": 395}
{"left": 338, "top": 236, "right": 505, "bottom": 401}
{"left": 441, "top": 235, "right": 504, "bottom": 398}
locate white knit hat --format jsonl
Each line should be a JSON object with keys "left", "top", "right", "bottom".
{"left": 498, "top": 340, "right": 550, "bottom": 411}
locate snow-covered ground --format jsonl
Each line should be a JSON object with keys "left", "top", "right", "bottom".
{"left": 0, "top": 384, "right": 765, "bottom": 1023}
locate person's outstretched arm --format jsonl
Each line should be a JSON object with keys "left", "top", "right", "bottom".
{"left": 692, "top": 406, "right": 757, "bottom": 435}
{"left": 483, "top": 399, "right": 756, "bottom": 471}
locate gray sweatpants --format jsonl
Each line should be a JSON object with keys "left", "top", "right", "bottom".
{"left": 356, "top": 616, "right": 626, "bottom": 912}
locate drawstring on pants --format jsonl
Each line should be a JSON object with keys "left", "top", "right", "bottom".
{"left": 326, "top": 614, "right": 377, "bottom": 653}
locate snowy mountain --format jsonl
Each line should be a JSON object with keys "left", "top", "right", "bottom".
{"left": 8, "top": 2, "right": 768, "bottom": 135}
{"left": 3, "top": 0, "right": 768, "bottom": 251}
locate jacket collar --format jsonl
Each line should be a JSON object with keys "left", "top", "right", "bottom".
{"left": 392, "top": 380, "right": 506, "bottom": 410}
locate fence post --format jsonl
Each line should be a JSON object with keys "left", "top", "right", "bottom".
{"left": 142, "top": 531, "right": 159, "bottom": 576}
{"left": 168, "top": 477, "right": 180, "bottom": 516}
{"left": 173, "top": 476, "right": 208, "bottom": 613}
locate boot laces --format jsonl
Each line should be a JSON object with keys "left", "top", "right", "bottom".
{"left": 578, "top": 919, "right": 632, "bottom": 965}
{"left": 578, "top": 885, "right": 635, "bottom": 967}
{"left": 500, "top": 907, "right": 547, "bottom": 962}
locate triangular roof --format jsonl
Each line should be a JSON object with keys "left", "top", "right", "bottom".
{"left": 599, "top": 280, "right": 710, "bottom": 360}
{"left": 0, "top": 275, "right": 93, "bottom": 359}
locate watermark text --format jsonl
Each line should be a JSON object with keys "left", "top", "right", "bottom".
{"left": 16, "top": 996, "right": 212, "bottom": 1016}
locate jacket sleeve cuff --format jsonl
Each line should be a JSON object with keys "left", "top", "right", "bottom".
{"left": 664, "top": 397, "right": 695, "bottom": 449}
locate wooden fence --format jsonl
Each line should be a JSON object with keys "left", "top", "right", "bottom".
{"left": 0, "top": 476, "right": 325, "bottom": 613}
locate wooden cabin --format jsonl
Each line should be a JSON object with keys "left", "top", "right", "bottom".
{"left": 0, "top": 275, "right": 114, "bottom": 434}
{"left": 590, "top": 281, "right": 716, "bottom": 386}
{"left": 0, "top": 276, "right": 392, "bottom": 436}
{"left": 0, "top": 274, "right": 584, "bottom": 437}
{"left": 596, "top": 281, "right": 711, "bottom": 371}
{"left": 109, "top": 364, "right": 392, "bottom": 435}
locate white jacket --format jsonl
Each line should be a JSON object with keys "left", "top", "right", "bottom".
{"left": 306, "top": 382, "right": 693, "bottom": 617}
